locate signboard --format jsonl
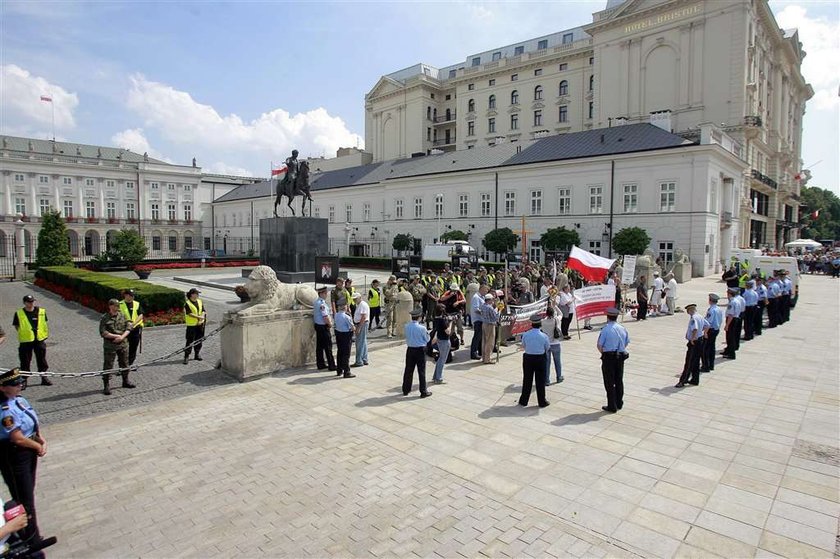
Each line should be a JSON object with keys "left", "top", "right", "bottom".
{"left": 314, "top": 256, "right": 339, "bottom": 284}
{"left": 391, "top": 256, "right": 421, "bottom": 279}
{"left": 451, "top": 253, "right": 478, "bottom": 271}
{"left": 573, "top": 285, "right": 617, "bottom": 320}
{"left": 621, "top": 255, "right": 637, "bottom": 285}
{"left": 499, "top": 297, "right": 550, "bottom": 335}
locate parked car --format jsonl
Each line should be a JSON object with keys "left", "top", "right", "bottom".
{"left": 182, "top": 249, "right": 210, "bottom": 259}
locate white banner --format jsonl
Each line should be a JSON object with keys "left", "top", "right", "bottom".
{"left": 621, "top": 255, "right": 637, "bottom": 285}
{"left": 573, "top": 285, "right": 617, "bottom": 320}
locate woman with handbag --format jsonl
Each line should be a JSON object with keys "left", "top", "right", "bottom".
{"left": 540, "top": 305, "right": 563, "bottom": 385}
{"left": 431, "top": 304, "right": 451, "bottom": 385}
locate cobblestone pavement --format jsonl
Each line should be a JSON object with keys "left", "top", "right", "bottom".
{"left": 20, "top": 274, "right": 840, "bottom": 557}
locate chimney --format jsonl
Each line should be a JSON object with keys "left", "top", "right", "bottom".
{"left": 649, "top": 110, "right": 672, "bottom": 132}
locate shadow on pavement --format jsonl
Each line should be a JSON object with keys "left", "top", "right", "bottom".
{"left": 178, "top": 369, "right": 237, "bottom": 387}
{"left": 36, "top": 388, "right": 104, "bottom": 402}
{"left": 648, "top": 385, "right": 681, "bottom": 396}
{"left": 355, "top": 394, "right": 404, "bottom": 407}
{"left": 288, "top": 375, "right": 341, "bottom": 385}
{"left": 478, "top": 403, "right": 539, "bottom": 418}
{"left": 552, "top": 411, "right": 606, "bottom": 425}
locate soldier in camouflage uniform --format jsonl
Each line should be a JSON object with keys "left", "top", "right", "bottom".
{"left": 408, "top": 275, "right": 427, "bottom": 315}
{"left": 383, "top": 275, "right": 399, "bottom": 338}
{"left": 99, "top": 298, "right": 135, "bottom": 396}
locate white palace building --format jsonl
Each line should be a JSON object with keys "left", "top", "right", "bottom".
{"left": 213, "top": 0, "right": 812, "bottom": 276}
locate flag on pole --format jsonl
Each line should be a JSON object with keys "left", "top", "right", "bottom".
{"left": 567, "top": 246, "right": 615, "bottom": 283}
{"left": 270, "top": 162, "right": 287, "bottom": 180}
{"left": 811, "top": 210, "right": 820, "bottom": 219}
{"left": 40, "top": 95, "right": 52, "bottom": 103}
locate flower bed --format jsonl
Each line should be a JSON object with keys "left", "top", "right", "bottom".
{"left": 34, "top": 267, "right": 186, "bottom": 326}
{"left": 133, "top": 260, "right": 259, "bottom": 272}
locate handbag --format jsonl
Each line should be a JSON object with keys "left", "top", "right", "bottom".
{"left": 553, "top": 324, "right": 561, "bottom": 339}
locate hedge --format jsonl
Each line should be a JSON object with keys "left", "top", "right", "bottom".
{"left": 34, "top": 267, "right": 186, "bottom": 326}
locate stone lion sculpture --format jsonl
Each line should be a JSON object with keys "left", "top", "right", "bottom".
{"left": 674, "top": 248, "right": 690, "bottom": 264}
{"left": 236, "top": 265, "right": 318, "bottom": 316}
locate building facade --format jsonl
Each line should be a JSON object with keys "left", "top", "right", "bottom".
{"left": 364, "top": 0, "right": 812, "bottom": 250}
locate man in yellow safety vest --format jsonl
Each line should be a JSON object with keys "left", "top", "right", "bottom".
{"left": 120, "top": 289, "right": 144, "bottom": 366}
{"left": 12, "top": 295, "right": 52, "bottom": 387}
{"left": 183, "top": 288, "right": 206, "bottom": 364}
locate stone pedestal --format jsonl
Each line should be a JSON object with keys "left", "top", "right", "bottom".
{"left": 260, "top": 217, "right": 328, "bottom": 283}
{"left": 673, "top": 261, "right": 692, "bottom": 283}
{"left": 220, "top": 309, "right": 315, "bottom": 381}
{"left": 394, "top": 291, "right": 415, "bottom": 339}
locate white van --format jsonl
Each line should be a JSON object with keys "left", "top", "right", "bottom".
{"left": 730, "top": 248, "right": 762, "bottom": 266}
{"left": 422, "top": 241, "right": 477, "bottom": 261}
{"left": 753, "top": 256, "right": 801, "bottom": 305}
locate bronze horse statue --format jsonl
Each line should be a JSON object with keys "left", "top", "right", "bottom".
{"left": 273, "top": 160, "right": 313, "bottom": 217}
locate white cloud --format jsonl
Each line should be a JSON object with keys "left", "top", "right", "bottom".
{"left": 205, "top": 162, "right": 256, "bottom": 177}
{"left": 124, "top": 74, "right": 363, "bottom": 171}
{"left": 110, "top": 127, "right": 172, "bottom": 162}
{"left": 0, "top": 64, "right": 79, "bottom": 132}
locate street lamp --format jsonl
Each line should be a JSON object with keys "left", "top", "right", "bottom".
{"left": 435, "top": 193, "right": 443, "bottom": 243}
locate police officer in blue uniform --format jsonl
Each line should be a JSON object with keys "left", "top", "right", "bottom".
{"left": 597, "top": 307, "right": 629, "bottom": 413}
{"left": 676, "top": 304, "right": 707, "bottom": 387}
{"left": 742, "top": 280, "right": 758, "bottom": 341}
{"left": 333, "top": 302, "right": 355, "bottom": 379}
{"left": 722, "top": 287, "right": 742, "bottom": 359}
{"left": 402, "top": 308, "right": 431, "bottom": 398}
{"left": 701, "top": 293, "right": 724, "bottom": 372}
{"left": 781, "top": 271, "right": 793, "bottom": 322}
{"left": 313, "top": 286, "right": 336, "bottom": 371}
{"left": 754, "top": 277, "right": 768, "bottom": 336}
{"left": 767, "top": 274, "right": 782, "bottom": 328}
{"left": 0, "top": 368, "right": 46, "bottom": 544}
{"left": 518, "top": 314, "right": 550, "bottom": 408}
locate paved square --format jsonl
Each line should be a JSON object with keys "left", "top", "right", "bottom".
{"left": 20, "top": 274, "right": 840, "bottom": 557}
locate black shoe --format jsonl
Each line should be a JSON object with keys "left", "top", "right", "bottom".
{"left": 699, "top": 368, "right": 710, "bottom": 373}
{"left": 470, "top": 355, "right": 480, "bottom": 360}
{"left": 420, "top": 392, "right": 432, "bottom": 398}
{"left": 402, "top": 392, "right": 409, "bottom": 396}
{"left": 675, "top": 382, "right": 686, "bottom": 388}
{"left": 351, "top": 363, "right": 363, "bottom": 368}
{"left": 183, "top": 358, "right": 189, "bottom": 365}
{"left": 617, "top": 403, "right": 623, "bottom": 410}
{"left": 317, "top": 366, "right": 328, "bottom": 370}
{"left": 539, "top": 401, "right": 550, "bottom": 408}
{"left": 687, "top": 381, "right": 699, "bottom": 386}
{"left": 122, "top": 382, "right": 136, "bottom": 389}
{"left": 40, "top": 378, "right": 53, "bottom": 386}
{"left": 433, "top": 379, "right": 446, "bottom": 384}
{"left": 194, "top": 356, "right": 203, "bottom": 361}
{"left": 328, "top": 366, "right": 337, "bottom": 371}
{"left": 343, "top": 373, "right": 356, "bottom": 379}
{"left": 103, "top": 386, "right": 111, "bottom": 396}
{"left": 601, "top": 406, "right": 617, "bottom": 413}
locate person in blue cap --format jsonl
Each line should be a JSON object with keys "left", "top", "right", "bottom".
{"left": 742, "top": 280, "right": 758, "bottom": 341}
{"left": 402, "top": 308, "right": 431, "bottom": 398}
{"left": 596, "top": 307, "right": 629, "bottom": 412}
{"left": 676, "top": 304, "right": 706, "bottom": 387}
{"left": 721, "top": 287, "right": 742, "bottom": 359}
{"left": 518, "top": 314, "right": 550, "bottom": 408}
{"left": 701, "top": 293, "right": 724, "bottom": 372}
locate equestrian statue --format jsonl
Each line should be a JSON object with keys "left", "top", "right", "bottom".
{"left": 273, "top": 149, "right": 313, "bottom": 217}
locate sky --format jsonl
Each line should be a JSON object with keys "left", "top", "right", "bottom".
{"left": 1, "top": 0, "right": 837, "bottom": 193}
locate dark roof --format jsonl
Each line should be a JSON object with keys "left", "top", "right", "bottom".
{"left": 0, "top": 135, "right": 169, "bottom": 164}
{"left": 502, "top": 124, "right": 691, "bottom": 167}
{"left": 214, "top": 180, "right": 274, "bottom": 203}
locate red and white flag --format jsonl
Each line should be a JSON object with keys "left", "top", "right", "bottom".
{"left": 567, "top": 245, "right": 615, "bottom": 283}
{"left": 811, "top": 209, "right": 820, "bottom": 219}
{"left": 270, "top": 162, "right": 287, "bottom": 179}
{"left": 40, "top": 95, "right": 52, "bottom": 103}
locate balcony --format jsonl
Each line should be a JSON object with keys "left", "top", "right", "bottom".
{"left": 433, "top": 137, "right": 456, "bottom": 147}
{"left": 433, "top": 111, "right": 456, "bottom": 125}
{"left": 743, "top": 115, "right": 762, "bottom": 139}
{"left": 751, "top": 169, "right": 777, "bottom": 190}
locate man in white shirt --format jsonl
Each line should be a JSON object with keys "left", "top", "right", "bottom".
{"left": 352, "top": 292, "right": 369, "bottom": 367}
{"left": 650, "top": 272, "right": 664, "bottom": 317}
{"left": 665, "top": 273, "right": 678, "bottom": 315}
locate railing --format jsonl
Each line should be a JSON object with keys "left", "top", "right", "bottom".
{"left": 433, "top": 137, "right": 456, "bottom": 147}
{"left": 751, "top": 169, "right": 778, "bottom": 190}
{"left": 744, "top": 115, "right": 763, "bottom": 127}
{"left": 433, "top": 112, "right": 456, "bottom": 123}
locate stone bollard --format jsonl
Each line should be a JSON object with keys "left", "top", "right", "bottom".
{"left": 393, "top": 290, "right": 414, "bottom": 339}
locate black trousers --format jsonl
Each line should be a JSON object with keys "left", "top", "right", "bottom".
{"left": 127, "top": 328, "right": 142, "bottom": 365}
{"left": 470, "top": 321, "right": 483, "bottom": 357}
{"left": 743, "top": 306, "right": 755, "bottom": 340}
{"left": 519, "top": 354, "right": 547, "bottom": 407}
{"left": 679, "top": 340, "right": 704, "bottom": 385}
{"left": 754, "top": 303, "right": 764, "bottom": 335}
{"left": 782, "top": 294, "right": 791, "bottom": 322}
{"left": 702, "top": 329, "right": 719, "bottom": 371}
{"left": 18, "top": 341, "right": 48, "bottom": 373}
{"left": 402, "top": 347, "right": 428, "bottom": 395}
{"left": 637, "top": 301, "right": 648, "bottom": 320}
{"left": 369, "top": 307, "right": 381, "bottom": 329}
{"left": 724, "top": 320, "right": 740, "bottom": 357}
{"left": 0, "top": 443, "right": 41, "bottom": 543}
{"left": 184, "top": 324, "right": 204, "bottom": 359}
{"left": 601, "top": 352, "right": 625, "bottom": 411}
{"left": 334, "top": 330, "right": 352, "bottom": 375}
{"left": 767, "top": 299, "right": 779, "bottom": 327}
{"left": 733, "top": 317, "right": 742, "bottom": 351}
{"left": 314, "top": 324, "right": 335, "bottom": 369}
{"left": 561, "top": 313, "right": 573, "bottom": 336}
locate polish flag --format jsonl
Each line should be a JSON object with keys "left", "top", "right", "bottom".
{"left": 567, "top": 246, "right": 615, "bottom": 283}
{"left": 270, "top": 162, "right": 287, "bottom": 179}
{"left": 40, "top": 95, "right": 52, "bottom": 103}
{"left": 811, "top": 209, "right": 820, "bottom": 219}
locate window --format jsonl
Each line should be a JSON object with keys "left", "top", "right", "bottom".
{"left": 151, "top": 182, "right": 159, "bottom": 190}
{"left": 395, "top": 199, "right": 404, "bottom": 219}
{"left": 38, "top": 175, "right": 49, "bottom": 184}
{"left": 559, "top": 63, "right": 568, "bottom": 71}
{"left": 85, "top": 200, "right": 95, "bottom": 218}
{"left": 514, "top": 46, "right": 524, "bottom": 55}
{"left": 588, "top": 102, "right": 594, "bottom": 119}
{"left": 126, "top": 181, "right": 134, "bottom": 189}
{"left": 328, "top": 205, "right": 335, "bottom": 223}
{"left": 534, "top": 110, "right": 542, "bottom": 126}
{"left": 534, "top": 69, "right": 543, "bottom": 76}
{"left": 511, "top": 90, "right": 519, "bottom": 105}
{"left": 152, "top": 236, "right": 161, "bottom": 251}
{"left": 511, "top": 114, "right": 519, "bottom": 130}
{"left": 504, "top": 191, "right": 516, "bottom": 216}
{"left": 589, "top": 241, "right": 602, "bottom": 256}
{"left": 184, "top": 184, "right": 192, "bottom": 192}
{"left": 489, "top": 79, "right": 495, "bottom": 86}
{"left": 468, "top": 99, "right": 475, "bottom": 112}
{"left": 168, "top": 235, "right": 177, "bottom": 252}
{"left": 363, "top": 202, "right": 370, "bottom": 222}
{"left": 449, "top": 69, "right": 456, "bottom": 79}
{"left": 488, "top": 95, "right": 496, "bottom": 109}
{"left": 557, "top": 188, "right": 571, "bottom": 215}
{"left": 589, "top": 75, "right": 594, "bottom": 91}
{"left": 660, "top": 182, "right": 676, "bottom": 212}
{"left": 530, "top": 190, "right": 543, "bottom": 215}
{"left": 445, "top": 94, "right": 451, "bottom": 101}
{"left": 559, "top": 105, "right": 568, "bottom": 123}
{"left": 562, "top": 33, "right": 574, "bottom": 44}
{"left": 530, "top": 240, "right": 542, "bottom": 263}
{"left": 492, "top": 52, "right": 501, "bottom": 61}
{"left": 459, "top": 194, "right": 469, "bottom": 217}
{"left": 468, "top": 121, "right": 475, "bottom": 136}
{"left": 559, "top": 80, "right": 568, "bottom": 96}
{"left": 345, "top": 204, "right": 352, "bottom": 223}
{"left": 468, "top": 83, "right": 475, "bottom": 91}
{"left": 534, "top": 85, "right": 543, "bottom": 100}
{"left": 62, "top": 177, "right": 72, "bottom": 185}
{"left": 125, "top": 202, "right": 135, "bottom": 219}
{"left": 168, "top": 204, "right": 176, "bottom": 221}
{"left": 623, "top": 184, "right": 638, "bottom": 213}
{"left": 414, "top": 197, "right": 423, "bottom": 219}
{"left": 39, "top": 199, "right": 50, "bottom": 216}
{"left": 658, "top": 241, "right": 674, "bottom": 264}
{"left": 471, "top": 57, "right": 481, "bottom": 67}
{"left": 151, "top": 203, "right": 160, "bottom": 220}
{"left": 511, "top": 74, "right": 518, "bottom": 81}
{"left": 185, "top": 236, "right": 193, "bottom": 249}
{"left": 434, "top": 194, "right": 443, "bottom": 218}
{"left": 184, "top": 204, "right": 192, "bottom": 221}
{"left": 63, "top": 200, "right": 73, "bottom": 218}
{"left": 427, "top": 107, "right": 431, "bottom": 120}
{"left": 106, "top": 180, "right": 115, "bottom": 188}
{"left": 481, "top": 193, "right": 491, "bottom": 216}
{"left": 14, "top": 174, "right": 24, "bottom": 182}
{"left": 488, "top": 118, "right": 496, "bottom": 133}
{"left": 589, "top": 57, "right": 594, "bottom": 65}
{"left": 15, "top": 198, "right": 26, "bottom": 215}
{"left": 589, "top": 186, "right": 603, "bottom": 214}
{"left": 106, "top": 201, "right": 116, "bottom": 218}
{"left": 538, "top": 39, "right": 548, "bottom": 50}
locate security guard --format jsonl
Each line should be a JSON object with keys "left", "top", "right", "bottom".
{"left": 597, "top": 307, "right": 629, "bottom": 413}
{"left": 313, "top": 286, "right": 336, "bottom": 371}
{"left": 742, "top": 280, "right": 758, "bottom": 341}
{"left": 367, "top": 279, "right": 382, "bottom": 331}
{"left": 754, "top": 277, "right": 768, "bottom": 336}
{"left": 333, "top": 302, "right": 355, "bottom": 378}
{"left": 721, "top": 287, "right": 742, "bottom": 359}
{"left": 402, "top": 308, "right": 431, "bottom": 398}
{"left": 701, "top": 293, "right": 724, "bottom": 372}
{"left": 781, "top": 271, "right": 793, "bottom": 323}
{"left": 100, "top": 298, "right": 135, "bottom": 395}
{"left": 183, "top": 288, "right": 206, "bottom": 364}
{"left": 119, "top": 289, "right": 144, "bottom": 366}
{"left": 767, "top": 273, "right": 782, "bottom": 328}
{"left": 0, "top": 368, "right": 46, "bottom": 544}
{"left": 518, "top": 314, "right": 550, "bottom": 408}
{"left": 12, "top": 295, "right": 52, "bottom": 387}
{"left": 383, "top": 276, "right": 399, "bottom": 338}
{"left": 676, "top": 304, "right": 706, "bottom": 387}
{"left": 345, "top": 278, "right": 357, "bottom": 317}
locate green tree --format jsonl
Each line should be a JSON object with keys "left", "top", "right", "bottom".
{"left": 35, "top": 210, "right": 73, "bottom": 267}
{"left": 108, "top": 229, "right": 148, "bottom": 266}
{"left": 440, "top": 229, "right": 468, "bottom": 242}
{"left": 540, "top": 226, "right": 580, "bottom": 251}
{"left": 800, "top": 186, "right": 840, "bottom": 240}
{"left": 611, "top": 226, "right": 652, "bottom": 256}
{"left": 392, "top": 233, "right": 413, "bottom": 253}
{"left": 482, "top": 227, "right": 520, "bottom": 256}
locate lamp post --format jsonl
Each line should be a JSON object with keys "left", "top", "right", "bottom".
{"left": 436, "top": 193, "right": 443, "bottom": 243}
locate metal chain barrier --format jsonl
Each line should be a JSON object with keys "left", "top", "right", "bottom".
{"left": 7, "top": 322, "right": 228, "bottom": 379}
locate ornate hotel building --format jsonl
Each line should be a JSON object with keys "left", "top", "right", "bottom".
{"left": 364, "top": 0, "right": 812, "bottom": 250}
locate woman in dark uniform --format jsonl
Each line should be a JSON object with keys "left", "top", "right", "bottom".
{"left": 0, "top": 368, "right": 46, "bottom": 544}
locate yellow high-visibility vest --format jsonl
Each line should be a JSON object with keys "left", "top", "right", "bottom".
{"left": 119, "top": 300, "right": 141, "bottom": 326}
{"left": 184, "top": 298, "right": 204, "bottom": 326}
{"left": 16, "top": 308, "right": 48, "bottom": 343}
{"left": 368, "top": 288, "right": 381, "bottom": 308}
